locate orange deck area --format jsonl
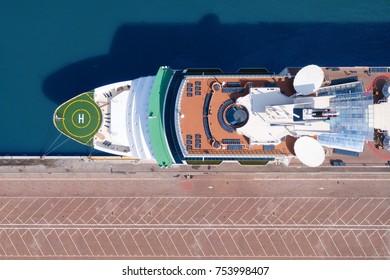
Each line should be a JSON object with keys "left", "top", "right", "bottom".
{"left": 179, "top": 75, "right": 295, "bottom": 156}
{"left": 178, "top": 67, "right": 386, "bottom": 158}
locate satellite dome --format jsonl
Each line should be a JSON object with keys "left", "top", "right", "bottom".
{"left": 293, "top": 65, "right": 324, "bottom": 95}
{"left": 294, "top": 136, "right": 325, "bottom": 167}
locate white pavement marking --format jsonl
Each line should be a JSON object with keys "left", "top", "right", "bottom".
{"left": 105, "top": 229, "right": 119, "bottom": 256}
{"left": 190, "top": 230, "right": 205, "bottom": 257}
{"left": 40, "top": 198, "right": 62, "bottom": 223}
{"left": 123, "top": 198, "right": 149, "bottom": 224}
{"left": 278, "top": 230, "right": 292, "bottom": 256}
{"left": 29, "top": 198, "right": 51, "bottom": 224}
{"left": 115, "top": 198, "right": 137, "bottom": 224}
{"left": 52, "top": 198, "right": 76, "bottom": 224}
{"left": 292, "top": 230, "right": 305, "bottom": 256}
{"left": 365, "top": 199, "right": 387, "bottom": 224}
{"left": 213, "top": 198, "right": 236, "bottom": 224}
{"left": 353, "top": 231, "right": 367, "bottom": 257}
{"left": 324, "top": 199, "right": 347, "bottom": 222}
{"left": 303, "top": 230, "right": 318, "bottom": 257}
{"left": 254, "top": 230, "right": 267, "bottom": 256}
{"left": 276, "top": 197, "right": 299, "bottom": 223}
{"left": 351, "top": 198, "right": 373, "bottom": 225}
{"left": 116, "top": 229, "right": 131, "bottom": 256}
{"left": 92, "top": 230, "right": 105, "bottom": 256}
{"left": 246, "top": 198, "right": 271, "bottom": 224}
{"left": 178, "top": 230, "right": 193, "bottom": 257}
{"left": 225, "top": 197, "right": 248, "bottom": 224}
{"left": 204, "top": 229, "right": 218, "bottom": 256}
{"left": 366, "top": 231, "right": 379, "bottom": 257}
{"left": 312, "top": 198, "right": 336, "bottom": 225}
{"left": 0, "top": 228, "right": 389, "bottom": 258}
{"left": 240, "top": 229, "right": 256, "bottom": 256}
{"left": 66, "top": 198, "right": 88, "bottom": 224}
{"left": 0, "top": 200, "right": 11, "bottom": 217}
{"left": 87, "top": 198, "right": 112, "bottom": 224}
{"left": 1, "top": 199, "right": 24, "bottom": 224}
{"left": 337, "top": 199, "right": 361, "bottom": 225}
{"left": 2, "top": 176, "right": 390, "bottom": 181}
{"left": 79, "top": 230, "right": 93, "bottom": 256}
{"left": 287, "top": 198, "right": 311, "bottom": 224}
{"left": 186, "top": 198, "right": 212, "bottom": 224}
{"left": 152, "top": 197, "right": 174, "bottom": 223}
{"left": 261, "top": 198, "right": 287, "bottom": 224}
{"left": 202, "top": 198, "right": 224, "bottom": 224}
{"left": 175, "top": 198, "right": 198, "bottom": 224}
{"left": 316, "top": 231, "right": 329, "bottom": 257}
{"left": 162, "top": 198, "right": 185, "bottom": 224}
{"left": 328, "top": 230, "right": 342, "bottom": 257}
{"left": 1, "top": 195, "right": 390, "bottom": 259}
{"left": 376, "top": 204, "right": 390, "bottom": 225}
{"left": 167, "top": 229, "right": 180, "bottom": 256}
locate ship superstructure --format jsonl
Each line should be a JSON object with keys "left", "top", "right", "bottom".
{"left": 53, "top": 65, "right": 390, "bottom": 167}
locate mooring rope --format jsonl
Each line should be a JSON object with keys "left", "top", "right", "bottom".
{"left": 45, "top": 137, "right": 70, "bottom": 156}
{"left": 43, "top": 134, "right": 63, "bottom": 156}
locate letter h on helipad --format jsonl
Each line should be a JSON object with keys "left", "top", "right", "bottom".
{"left": 78, "top": 113, "right": 85, "bottom": 124}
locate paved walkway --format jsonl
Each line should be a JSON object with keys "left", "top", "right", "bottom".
{"left": 0, "top": 195, "right": 389, "bottom": 259}
{"left": 0, "top": 162, "right": 389, "bottom": 259}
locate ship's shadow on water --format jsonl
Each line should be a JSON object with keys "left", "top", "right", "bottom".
{"left": 43, "top": 14, "right": 390, "bottom": 104}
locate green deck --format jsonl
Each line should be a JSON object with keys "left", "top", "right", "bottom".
{"left": 148, "top": 67, "right": 174, "bottom": 168}
{"left": 53, "top": 91, "right": 102, "bottom": 146}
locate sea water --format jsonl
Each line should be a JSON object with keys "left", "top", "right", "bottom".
{"left": 1, "top": 0, "right": 390, "bottom": 155}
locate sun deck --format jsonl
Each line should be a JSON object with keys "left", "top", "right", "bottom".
{"left": 177, "top": 74, "right": 296, "bottom": 158}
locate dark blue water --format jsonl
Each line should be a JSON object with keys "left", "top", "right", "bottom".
{"left": 1, "top": 1, "right": 390, "bottom": 155}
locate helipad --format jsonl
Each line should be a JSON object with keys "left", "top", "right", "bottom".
{"left": 53, "top": 91, "right": 101, "bottom": 145}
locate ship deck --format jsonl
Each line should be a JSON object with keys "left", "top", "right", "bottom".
{"left": 178, "top": 75, "right": 295, "bottom": 158}
{"left": 177, "top": 67, "right": 389, "bottom": 159}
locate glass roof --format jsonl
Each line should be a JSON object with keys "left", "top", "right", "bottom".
{"left": 317, "top": 82, "right": 373, "bottom": 152}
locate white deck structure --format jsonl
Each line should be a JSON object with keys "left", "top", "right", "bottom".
{"left": 236, "top": 87, "right": 332, "bottom": 145}
{"left": 92, "top": 77, "right": 155, "bottom": 160}
{"left": 372, "top": 101, "right": 390, "bottom": 131}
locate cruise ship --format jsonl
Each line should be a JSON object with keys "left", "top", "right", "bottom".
{"left": 53, "top": 65, "right": 390, "bottom": 167}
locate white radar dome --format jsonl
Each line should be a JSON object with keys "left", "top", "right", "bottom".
{"left": 293, "top": 65, "right": 324, "bottom": 95}
{"left": 294, "top": 136, "right": 325, "bottom": 167}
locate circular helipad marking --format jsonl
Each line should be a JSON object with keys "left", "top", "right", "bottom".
{"left": 62, "top": 99, "right": 101, "bottom": 139}
{"left": 72, "top": 109, "right": 91, "bottom": 129}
